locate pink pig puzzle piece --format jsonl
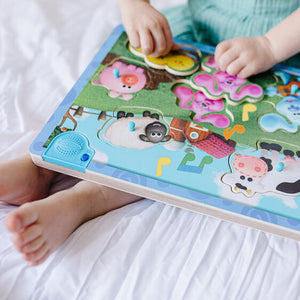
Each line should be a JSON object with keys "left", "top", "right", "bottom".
{"left": 93, "top": 61, "right": 147, "bottom": 100}
{"left": 191, "top": 56, "right": 264, "bottom": 106}
{"left": 174, "top": 85, "right": 230, "bottom": 128}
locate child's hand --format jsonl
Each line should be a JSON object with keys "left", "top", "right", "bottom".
{"left": 119, "top": 0, "right": 177, "bottom": 57}
{"left": 215, "top": 36, "right": 277, "bottom": 78}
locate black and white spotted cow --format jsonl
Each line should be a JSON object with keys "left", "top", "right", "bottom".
{"left": 222, "top": 142, "right": 300, "bottom": 197}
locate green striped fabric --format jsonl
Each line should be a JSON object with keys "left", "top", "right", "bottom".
{"left": 163, "top": 1, "right": 300, "bottom": 67}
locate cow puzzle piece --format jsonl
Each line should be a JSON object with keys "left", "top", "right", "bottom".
{"left": 222, "top": 141, "right": 300, "bottom": 198}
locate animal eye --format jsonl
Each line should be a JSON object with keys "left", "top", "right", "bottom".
{"left": 157, "top": 133, "right": 162, "bottom": 137}
{"left": 151, "top": 132, "right": 156, "bottom": 137}
{"left": 240, "top": 175, "right": 245, "bottom": 180}
{"left": 122, "top": 85, "right": 126, "bottom": 88}
{"left": 248, "top": 178, "right": 253, "bottom": 182}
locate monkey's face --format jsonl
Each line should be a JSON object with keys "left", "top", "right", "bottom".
{"left": 146, "top": 122, "right": 167, "bottom": 143}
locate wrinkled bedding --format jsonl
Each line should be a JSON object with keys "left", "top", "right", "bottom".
{"left": 0, "top": 1, "right": 300, "bottom": 299}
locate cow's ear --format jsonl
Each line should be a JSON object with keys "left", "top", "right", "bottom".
{"left": 139, "top": 134, "right": 150, "bottom": 142}
{"left": 162, "top": 135, "right": 171, "bottom": 142}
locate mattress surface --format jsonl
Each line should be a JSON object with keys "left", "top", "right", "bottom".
{"left": 0, "top": 1, "right": 300, "bottom": 299}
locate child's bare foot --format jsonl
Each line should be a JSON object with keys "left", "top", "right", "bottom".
{"left": 0, "top": 154, "right": 56, "bottom": 205}
{"left": 5, "top": 189, "right": 85, "bottom": 266}
{"left": 5, "top": 180, "right": 141, "bottom": 266}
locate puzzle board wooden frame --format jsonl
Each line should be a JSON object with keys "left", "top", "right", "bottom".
{"left": 30, "top": 25, "right": 300, "bottom": 241}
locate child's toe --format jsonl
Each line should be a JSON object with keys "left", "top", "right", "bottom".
{"left": 5, "top": 203, "right": 39, "bottom": 233}
{"left": 5, "top": 212, "right": 22, "bottom": 233}
{"left": 13, "top": 224, "right": 42, "bottom": 249}
{"left": 16, "top": 203, "right": 39, "bottom": 228}
{"left": 23, "top": 242, "right": 49, "bottom": 263}
{"left": 28, "top": 250, "right": 51, "bottom": 266}
{"left": 22, "top": 236, "right": 45, "bottom": 253}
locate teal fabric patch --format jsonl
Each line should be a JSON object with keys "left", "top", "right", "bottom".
{"left": 162, "top": 1, "right": 300, "bottom": 68}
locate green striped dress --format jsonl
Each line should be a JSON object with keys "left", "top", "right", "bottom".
{"left": 163, "top": 0, "right": 300, "bottom": 67}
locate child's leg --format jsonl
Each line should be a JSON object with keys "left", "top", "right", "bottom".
{"left": 5, "top": 180, "right": 141, "bottom": 266}
{"left": 0, "top": 154, "right": 57, "bottom": 205}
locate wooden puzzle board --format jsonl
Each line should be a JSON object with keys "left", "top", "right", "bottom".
{"left": 30, "top": 25, "right": 300, "bottom": 240}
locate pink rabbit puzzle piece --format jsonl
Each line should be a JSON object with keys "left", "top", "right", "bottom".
{"left": 173, "top": 85, "right": 230, "bottom": 128}
{"left": 190, "top": 55, "right": 264, "bottom": 106}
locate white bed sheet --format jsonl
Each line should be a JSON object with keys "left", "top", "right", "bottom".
{"left": 0, "top": 0, "right": 300, "bottom": 299}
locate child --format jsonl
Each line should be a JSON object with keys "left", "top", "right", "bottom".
{"left": 119, "top": 0, "right": 300, "bottom": 77}
{"left": 3, "top": 0, "right": 300, "bottom": 266}
{"left": 2, "top": 155, "right": 142, "bottom": 266}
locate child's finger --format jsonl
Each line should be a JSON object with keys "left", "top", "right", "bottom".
{"left": 237, "top": 64, "right": 257, "bottom": 79}
{"left": 171, "top": 42, "right": 180, "bottom": 51}
{"left": 237, "top": 66, "right": 249, "bottom": 78}
{"left": 140, "top": 28, "right": 154, "bottom": 55}
{"left": 162, "top": 24, "right": 174, "bottom": 54}
{"left": 217, "top": 50, "right": 239, "bottom": 71}
{"left": 127, "top": 29, "right": 141, "bottom": 49}
{"left": 215, "top": 40, "right": 231, "bottom": 55}
{"left": 226, "top": 58, "right": 245, "bottom": 76}
{"left": 150, "top": 26, "right": 167, "bottom": 57}
{"left": 215, "top": 41, "right": 231, "bottom": 66}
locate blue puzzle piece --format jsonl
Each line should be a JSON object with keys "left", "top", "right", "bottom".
{"left": 259, "top": 113, "right": 298, "bottom": 133}
{"left": 274, "top": 70, "right": 290, "bottom": 85}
